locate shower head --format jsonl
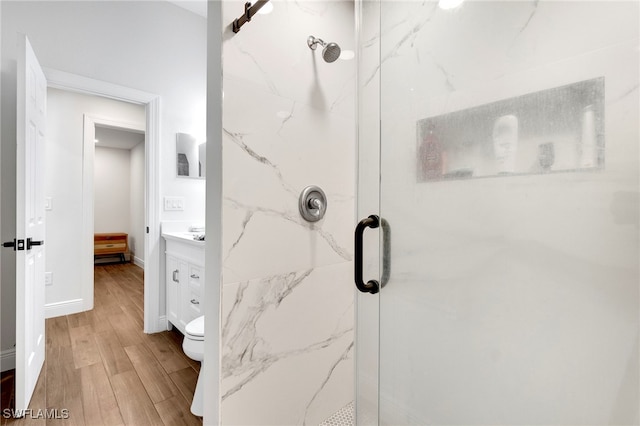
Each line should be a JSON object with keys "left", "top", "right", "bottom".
{"left": 307, "top": 35, "right": 341, "bottom": 63}
{"left": 322, "top": 42, "right": 341, "bottom": 63}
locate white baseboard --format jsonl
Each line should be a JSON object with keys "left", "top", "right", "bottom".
{"left": 133, "top": 256, "right": 145, "bottom": 268}
{"left": 1, "top": 348, "right": 16, "bottom": 372}
{"left": 158, "top": 315, "right": 168, "bottom": 332}
{"left": 45, "top": 299, "right": 84, "bottom": 319}
{"left": 144, "top": 315, "right": 168, "bottom": 334}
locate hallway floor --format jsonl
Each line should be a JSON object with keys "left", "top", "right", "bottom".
{"left": 1, "top": 263, "right": 202, "bottom": 425}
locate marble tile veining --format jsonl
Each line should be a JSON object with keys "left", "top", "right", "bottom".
{"left": 221, "top": 1, "right": 356, "bottom": 423}
{"left": 220, "top": 263, "right": 355, "bottom": 425}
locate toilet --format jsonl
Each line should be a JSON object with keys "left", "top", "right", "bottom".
{"left": 182, "top": 315, "right": 205, "bottom": 416}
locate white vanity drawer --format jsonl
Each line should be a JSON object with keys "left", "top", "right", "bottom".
{"left": 186, "top": 288, "right": 202, "bottom": 321}
{"left": 189, "top": 265, "right": 203, "bottom": 283}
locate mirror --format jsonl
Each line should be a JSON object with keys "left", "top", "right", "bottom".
{"left": 176, "top": 133, "right": 206, "bottom": 179}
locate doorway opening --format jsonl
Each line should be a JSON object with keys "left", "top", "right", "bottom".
{"left": 44, "top": 68, "right": 162, "bottom": 334}
{"left": 92, "top": 124, "right": 146, "bottom": 267}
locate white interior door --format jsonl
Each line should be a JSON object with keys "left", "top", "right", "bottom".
{"left": 15, "top": 34, "right": 47, "bottom": 412}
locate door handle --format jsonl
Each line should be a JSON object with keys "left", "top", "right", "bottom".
{"left": 354, "top": 215, "right": 380, "bottom": 294}
{"left": 172, "top": 270, "right": 179, "bottom": 282}
{"left": 3, "top": 239, "right": 25, "bottom": 251}
{"left": 380, "top": 217, "right": 391, "bottom": 289}
{"left": 26, "top": 238, "right": 44, "bottom": 250}
{"left": 2, "top": 239, "right": 16, "bottom": 249}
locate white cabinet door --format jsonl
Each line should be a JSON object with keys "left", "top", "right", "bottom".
{"left": 166, "top": 255, "right": 182, "bottom": 328}
{"left": 179, "top": 282, "right": 191, "bottom": 331}
{"left": 164, "top": 238, "right": 205, "bottom": 333}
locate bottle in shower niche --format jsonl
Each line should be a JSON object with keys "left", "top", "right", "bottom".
{"left": 579, "top": 105, "right": 598, "bottom": 168}
{"left": 492, "top": 114, "right": 518, "bottom": 174}
{"left": 418, "top": 124, "right": 445, "bottom": 180}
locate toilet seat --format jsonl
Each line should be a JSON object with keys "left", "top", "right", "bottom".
{"left": 185, "top": 315, "right": 204, "bottom": 341}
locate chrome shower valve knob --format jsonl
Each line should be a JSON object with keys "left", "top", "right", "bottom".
{"left": 299, "top": 185, "right": 327, "bottom": 222}
{"left": 308, "top": 197, "right": 323, "bottom": 213}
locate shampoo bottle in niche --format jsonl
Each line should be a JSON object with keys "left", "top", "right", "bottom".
{"left": 492, "top": 114, "right": 518, "bottom": 174}
{"left": 418, "top": 124, "right": 445, "bottom": 180}
{"left": 579, "top": 105, "right": 597, "bottom": 168}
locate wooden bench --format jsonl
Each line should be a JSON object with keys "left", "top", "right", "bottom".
{"left": 94, "top": 233, "right": 129, "bottom": 263}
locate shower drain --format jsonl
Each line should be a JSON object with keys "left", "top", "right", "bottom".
{"left": 319, "top": 401, "right": 354, "bottom": 426}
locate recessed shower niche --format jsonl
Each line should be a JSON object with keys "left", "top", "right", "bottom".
{"left": 416, "top": 77, "right": 605, "bottom": 181}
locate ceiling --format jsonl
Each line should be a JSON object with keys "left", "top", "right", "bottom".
{"left": 166, "top": 0, "right": 207, "bottom": 18}
{"left": 95, "top": 126, "right": 145, "bottom": 150}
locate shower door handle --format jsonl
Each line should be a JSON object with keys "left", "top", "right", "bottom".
{"left": 380, "top": 217, "right": 391, "bottom": 289}
{"left": 354, "top": 215, "right": 380, "bottom": 294}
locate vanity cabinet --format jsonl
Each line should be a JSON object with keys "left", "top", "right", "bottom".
{"left": 163, "top": 234, "right": 204, "bottom": 335}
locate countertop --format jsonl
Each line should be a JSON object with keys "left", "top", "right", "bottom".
{"left": 161, "top": 231, "right": 205, "bottom": 248}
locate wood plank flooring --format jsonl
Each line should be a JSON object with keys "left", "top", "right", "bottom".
{"left": 1, "top": 263, "right": 202, "bottom": 426}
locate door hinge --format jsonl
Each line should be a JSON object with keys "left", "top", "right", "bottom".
{"left": 2, "top": 239, "right": 25, "bottom": 251}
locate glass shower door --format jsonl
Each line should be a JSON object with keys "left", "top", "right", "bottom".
{"left": 358, "top": 1, "right": 639, "bottom": 424}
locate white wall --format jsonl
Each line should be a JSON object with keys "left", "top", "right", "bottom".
{"left": 95, "top": 142, "right": 146, "bottom": 266}
{"left": 1, "top": 1, "right": 206, "bottom": 355}
{"left": 130, "top": 142, "right": 145, "bottom": 266}
{"left": 95, "top": 147, "right": 132, "bottom": 234}
{"left": 218, "top": 1, "right": 355, "bottom": 424}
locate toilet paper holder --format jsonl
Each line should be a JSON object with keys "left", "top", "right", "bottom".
{"left": 299, "top": 185, "right": 327, "bottom": 222}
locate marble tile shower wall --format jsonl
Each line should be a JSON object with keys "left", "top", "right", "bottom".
{"left": 375, "top": 1, "right": 638, "bottom": 262}
{"left": 221, "top": 1, "right": 355, "bottom": 425}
